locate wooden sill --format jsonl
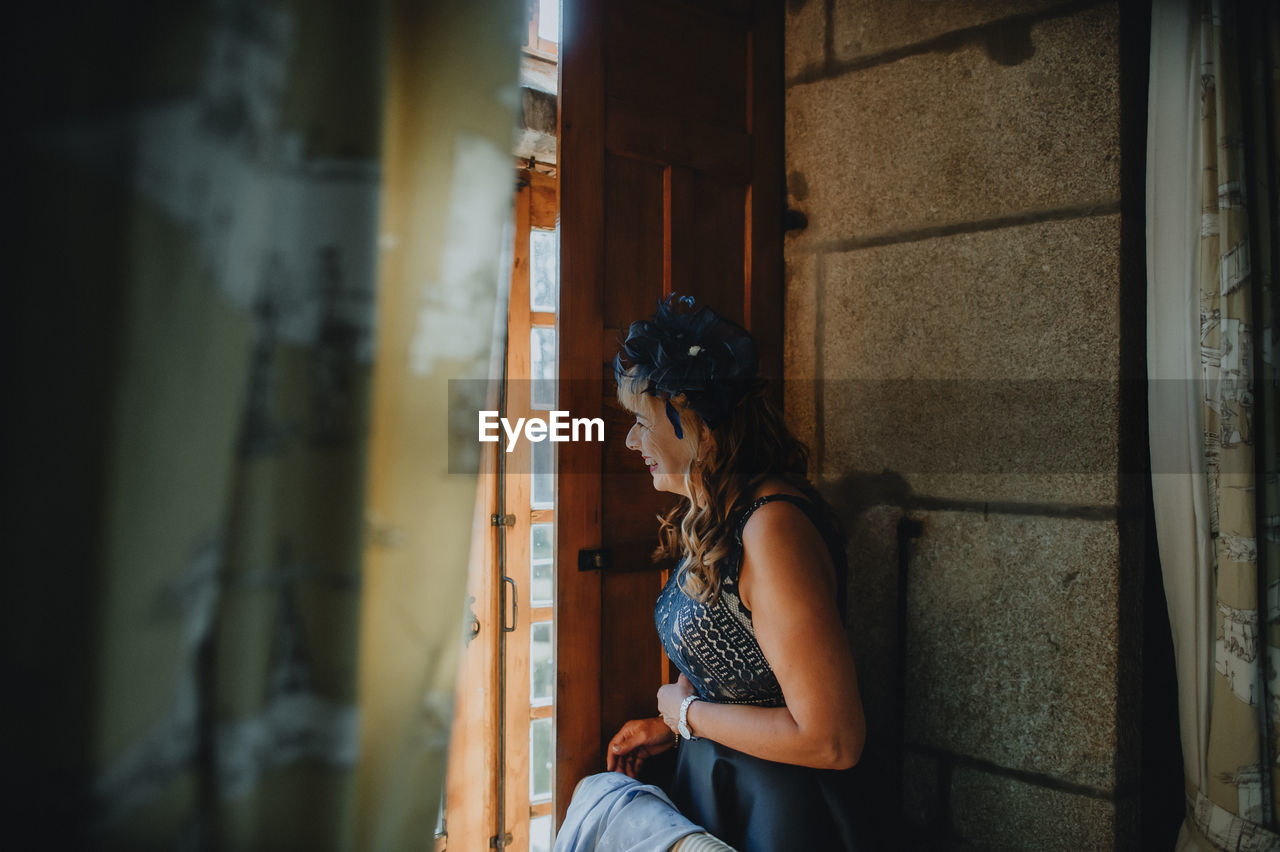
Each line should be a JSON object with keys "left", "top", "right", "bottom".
{"left": 521, "top": 44, "right": 558, "bottom": 63}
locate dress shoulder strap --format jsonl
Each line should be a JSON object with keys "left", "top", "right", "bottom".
{"left": 730, "top": 492, "right": 849, "bottom": 623}
{"left": 732, "top": 493, "right": 824, "bottom": 544}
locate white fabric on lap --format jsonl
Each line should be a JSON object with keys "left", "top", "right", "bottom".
{"left": 670, "top": 832, "right": 736, "bottom": 852}
{"left": 554, "top": 771, "right": 706, "bottom": 852}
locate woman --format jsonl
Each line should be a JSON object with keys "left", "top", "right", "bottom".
{"left": 600, "top": 295, "right": 877, "bottom": 851}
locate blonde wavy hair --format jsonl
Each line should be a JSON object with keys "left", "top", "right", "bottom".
{"left": 617, "top": 369, "right": 818, "bottom": 604}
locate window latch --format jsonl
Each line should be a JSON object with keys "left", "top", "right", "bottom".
{"left": 490, "top": 513, "right": 516, "bottom": 527}
{"left": 578, "top": 548, "right": 612, "bottom": 571}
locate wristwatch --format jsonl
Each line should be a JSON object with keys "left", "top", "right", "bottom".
{"left": 678, "top": 695, "right": 700, "bottom": 740}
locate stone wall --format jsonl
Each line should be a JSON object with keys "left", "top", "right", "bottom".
{"left": 782, "top": 1, "right": 1152, "bottom": 848}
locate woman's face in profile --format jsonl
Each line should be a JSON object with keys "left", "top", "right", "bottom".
{"left": 624, "top": 394, "right": 697, "bottom": 496}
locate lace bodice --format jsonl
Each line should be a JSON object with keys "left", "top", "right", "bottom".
{"left": 653, "top": 493, "right": 847, "bottom": 707}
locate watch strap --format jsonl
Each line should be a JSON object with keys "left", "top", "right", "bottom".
{"left": 678, "top": 694, "right": 700, "bottom": 740}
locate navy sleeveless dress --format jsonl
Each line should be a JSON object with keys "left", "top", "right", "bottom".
{"left": 653, "top": 493, "right": 880, "bottom": 852}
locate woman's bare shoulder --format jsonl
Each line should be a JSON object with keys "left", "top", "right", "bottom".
{"left": 737, "top": 477, "right": 836, "bottom": 610}
{"left": 740, "top": 477, "right": 825, "bottom": 543}
{"left": 747, "top": 476, "right": 810, "bottom": 503}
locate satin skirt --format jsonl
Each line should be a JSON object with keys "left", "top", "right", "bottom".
{"left": 665, "top": 737, "right": 885, "bottom": 852}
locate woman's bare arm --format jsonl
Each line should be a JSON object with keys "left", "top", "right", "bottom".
{"left": 655, "top": 500, "right": 866, "bottom": 769}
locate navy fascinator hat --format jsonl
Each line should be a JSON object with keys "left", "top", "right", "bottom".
{"left": 614, "top": 294, "right": 761, "bottom": 439}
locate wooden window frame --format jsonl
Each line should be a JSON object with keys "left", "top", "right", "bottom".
{"left": 524, "top": 0, "right": 559, "bottom": 60}
{"left": 441, "top": 166, "right": 559, "bottom": 851}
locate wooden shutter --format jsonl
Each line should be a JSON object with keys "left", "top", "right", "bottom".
{"left": 556, "top": 0, "right": 783, "bottom": 825}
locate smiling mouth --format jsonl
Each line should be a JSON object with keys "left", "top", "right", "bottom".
{"left": 644, "top": 458, "right": 658, "bottom": 472}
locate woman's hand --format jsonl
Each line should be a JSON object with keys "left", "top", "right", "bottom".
{"left": 606, "top": 717, "right": 675, "bottom": 778}
{"left": 657, "top": 673, "right": 697, "bottom": 735}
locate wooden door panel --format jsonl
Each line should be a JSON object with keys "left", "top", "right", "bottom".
{"left": 603, "top": 154, "right": 665, "bottom": 321}
{"left": 602, "top": 150, "right": 672, "bottom": 575}
{"left": 682, "top": 0, "right": 754, "bottom": 23}
{"left": 605, "top": 0, "right": 748, "bottom": 131}
{"left": 601, "top": 569, "right": 668, "bottom": 749}
{"left": 681, "top": 172, "right": 748, "bottom": 322}
{"left": 557, "top": 0, "right": 782, "bottom": 824}
{"left": 605, "top": 101, "right": 751, "bottom": 179}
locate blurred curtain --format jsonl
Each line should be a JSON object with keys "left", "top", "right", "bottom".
{"left": 1147, "top": 1, "right": 1279, "bottom": 849}
{"left": 356, "top": 2, "right": 520, "bottom": 849}
{"left": 6, "top": 0, "right": 520, "bottom": 848}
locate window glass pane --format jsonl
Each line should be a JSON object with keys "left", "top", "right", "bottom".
{"left": 530, "top": 524, "right": 554, "bottom": 606}
{"left": 531, "top": 560, "right": 553, "bottom": 607}
{"left": 531, "top": 523, "right": 553, "bottom": 560}
{"left": 530, "top": 228, "right": 558, "bottom": 311}
{"left": 536, "top": 0, "right": 559, "bottom": 44}
{"left": 530, "top": 815, "right": 553, "bottom": 852}
{"left": 531, "top": 621, "right": 553, "bottom": 705}
{"left": 531, "top": 326, "right": 556, "bottom": 410}
{"left": 530, "top": 718, "right": 554, "bottom": 801}
{"left": 531, "top": 438, "right": 553, "bottom": 509}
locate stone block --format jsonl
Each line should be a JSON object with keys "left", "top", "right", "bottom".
{"left": 821, "top": 215, "right": 1122, "bottom": 381}
{"left": 903, "top": 473, "right": 1117, "bottom": 508}
{"left": 950, "top": 767, "right": 1118, "bottom": 850}
{"left": 786, "top": 4, "right": 1120, "bottom": 243}
{"left": 514, "top": 86, "right": 558, "bottom": 164}
{"left": 783, "top": 250, "right": 818, "bottom": 453}
{"left": 902, "top": 750, "right": 943, "bottom": 829}
{"left": 820, "top": 379, "right": 1121, "bottom": 502}
{"left": 786, "top": 0, "right": 827, "bottom": 80}
{"left": 832, "top": 0, "right": 1074, "bottom": 63}
{"left": 841, "top": 502, "right": 905, "bottom": 748}
{"left": 817, "top": 215, "right": 1122, "bottom": 504}
{"left": 904, "top": 511, "right": 1120, "bottom": 791}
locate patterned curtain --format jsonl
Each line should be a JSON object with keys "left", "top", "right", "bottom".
{"left": 7, "top": 0, "right": 519, "bottom": 847}
{"left": 1148, "top": 1, "right": 1279, "bottom": 849}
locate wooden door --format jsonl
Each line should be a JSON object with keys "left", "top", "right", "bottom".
{"left": 555, "top": 0, "right": 783, "bottom": 824}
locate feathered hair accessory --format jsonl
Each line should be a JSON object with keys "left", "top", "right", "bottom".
{"left": 614, "top": 294, "right": 761, "bottom": 439}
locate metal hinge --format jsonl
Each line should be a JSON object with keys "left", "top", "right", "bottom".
{"left": 782, "top": 206, "right": 809, "bottom": 233}
{"left": 490, "top": 513, "right": 516, "bottom": 527}
{"left": 490, "top": 833, "right": 512, "bottom": 849}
